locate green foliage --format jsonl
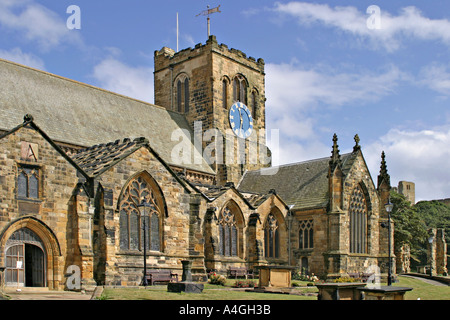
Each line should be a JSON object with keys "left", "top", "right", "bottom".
{"left": 390, "top": 190, "right": 450, "bottom": 267}
{"left": 233, "top": 280, "right": 255, "bottom": 288}
{"left": 389, "top": 191, "right": 428, "bottom": 265}
{"left": 412, "top": 199, "right": 450, "bottom": 267}
{"left": 208, "top": 272, "right": 226, "bottom": 286}
{"left": 332, "top": 276, "right": 358, "bottom": 283}
{"left": 414, "top": 200, "right": 450, "bottom": 240}
{"left": 292, "top": 268, "right": 319, "bottom": 282}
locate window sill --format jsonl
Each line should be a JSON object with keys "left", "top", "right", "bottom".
{"left": 17, "top": 197, "right": 42, "bottom": 203}
{"left": 117, "top": 250, "right": 163, "bottom": 256}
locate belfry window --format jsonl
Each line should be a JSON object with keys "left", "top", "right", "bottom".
{"left": 299, "top": 220, "right": 314, "bottom": 249}
{"left": 349, "top": 185, "right": 368, "bottom": 254}
{"left": 222, "top": 78, "right": 228, "bottom": 109}
{"left": 119, "top": 175, "right": 162, "bottom": 252}
{"left": 264, "top": 213, "right": 280, "bottom": 258}
{"left": 218, "top": 206, "right": 238, "bottom": 257}
{"left": 17, "top": 167, "right": 39, "bottom": 200}
{"left": 175, "top": 75, "right": 190, "bottom": 113}
{"left": 233, "top": 75, "right": 247, "bottom": 105}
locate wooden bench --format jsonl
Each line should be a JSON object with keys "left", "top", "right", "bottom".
{"left": 145, "top": 269, "right": 179, "bottom": 286}
{"left": 227, "top": 267, "right": 254, "bottom": 279}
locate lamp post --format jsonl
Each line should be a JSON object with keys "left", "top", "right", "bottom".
{"left": 137, "top": 198, "right": 151, "bottom": 287}
{"left": 384, "top": 198, "right": 394, "bottom": 286}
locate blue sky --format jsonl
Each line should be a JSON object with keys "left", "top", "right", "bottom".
{"left": 1, "top": 0, "right": 450, "bottom": 202}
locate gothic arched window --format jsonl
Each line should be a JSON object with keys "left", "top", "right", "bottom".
{"left": 233, "top": 75, "right": 247, "bottom": 105}
{"left": 119, "top": 175, "right": 162, "bottom": 252}
{"left": 222, "top": 78, "right": 229, "bottom": 109}
{"left": 299, "top": 220, "right": 314, "bottom": 249}
{"left": 264, "top": 213, "right": 280, "bottom": 258}
{"left": 218, "top": 206, "right": 238, "bottom": 257}
{"left": 175, "top": 74, "right": 190, "bottom": 113}
{"left": 18, "top": 167, "right": 39, "bottom": 199}
{"left": 349, "top": 185, "right": 368, "bottom": 254}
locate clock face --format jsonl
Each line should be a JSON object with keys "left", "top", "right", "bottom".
{"left": 229, "top": 102, "right": 253, "bottom": 139}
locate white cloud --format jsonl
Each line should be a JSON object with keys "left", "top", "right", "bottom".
{"left": 365, "top": 126, "right": 450, "bottom": 201}
{"left": 0, "top": 0, "right": 82, "bottom": 51}
{"left": 273, "top": 2, "right": 450, "bottom": 51}
{"left": 266, "top": 62, "right": 402, "bottom": 112}
{"left": 419, "top": 64, "right": 450, "bottom": 96}
{"left": 0, "top": 47, "right": 45, "bottom": 70}
{"left": 264, "top": 61, "right": 406, "bottom": 167}
{"left": 92, "top": 57, "right": 154, "bottom": 103}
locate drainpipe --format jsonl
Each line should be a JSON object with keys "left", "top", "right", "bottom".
{"left": 287, "top": 205, "right": 295, "bottom": 266}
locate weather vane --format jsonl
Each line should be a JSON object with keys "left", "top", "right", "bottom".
{"left": 196, "top": 5, "right": 221, "bottom": 38}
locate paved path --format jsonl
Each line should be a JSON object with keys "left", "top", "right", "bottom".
{"left": 1, "top": 288, "right": 95, "bottom": 300}
{"left": 400, "top": 275, "right": 447, "bottom": 286}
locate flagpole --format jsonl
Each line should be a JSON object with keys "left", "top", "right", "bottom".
{"left": 207, "top": 16, "right": 210, "bottom": 37}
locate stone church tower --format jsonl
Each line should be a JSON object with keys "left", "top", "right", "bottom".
{"left": 0, "top": 34, "right": 395, "bottom": 291}
{"left": 154, "top": 35, "right": 269, "bottom": 186}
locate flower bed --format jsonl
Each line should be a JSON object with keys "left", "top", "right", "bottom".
{"left": 233, "top": 280, "right": 256, "bottom": 288}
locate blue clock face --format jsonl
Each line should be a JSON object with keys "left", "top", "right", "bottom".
{"left": 229, "top": 102, "right": 253, "bottom": 139}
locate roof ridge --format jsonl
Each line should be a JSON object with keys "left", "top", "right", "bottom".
{"left": 0, "top": 57, "right": 181, "bottom": 115}
{"left": 251, "top": 152, "right": 354, "bottom": 173}
{"left": 74, "top": 137, "right": 148, "bottom": 154}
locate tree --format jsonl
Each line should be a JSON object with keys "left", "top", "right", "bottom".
{"left": 414, "top": 200, "right": 450, "bottom": 240}
{"left": 389, "top": 190, "right": 428, "bottom": 266}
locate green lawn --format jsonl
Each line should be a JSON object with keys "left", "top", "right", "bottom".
{"left": 99, "top": 280, "right": 317, "bottom": 300}
{"left": 98, "top": 276, "right": 450, "bottom": 300}
{"left": 394, "top": 276, "right": 450, "bottom": 300}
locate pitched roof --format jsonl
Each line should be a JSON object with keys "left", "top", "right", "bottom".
{"left": 238, "top": 152, "right": 358, "bottom": 210}
{"left": 71, "top": 137, "right": 149, "bottom": 178}
{"left": 0, "top": 116, "right": 90, "bottom": 180}
{"left": 0, "top": 58, "right": 214, "bottom": 175}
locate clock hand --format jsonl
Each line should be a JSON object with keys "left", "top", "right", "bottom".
{"left": 238, "top": 107, "right": 243, "bottom": 130}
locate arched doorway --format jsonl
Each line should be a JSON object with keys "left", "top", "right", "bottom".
{"left": 5, "top": 228, "right": 46, "bottom": 287}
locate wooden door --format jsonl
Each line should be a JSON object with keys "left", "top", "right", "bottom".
{"left": 25, "top": 244, "right": 45, "bottom": 287}
{"left": 6, "top": 244, "right": 25, "bottom": 287}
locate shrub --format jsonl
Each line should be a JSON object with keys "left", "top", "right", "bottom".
{"left": 333, "top": 276, "right": 358, "bottom": 283}
{"left": 292, "top": 269, "right": 319, "bottom": 282}
{"left": 209, "top": 272, "right": 226, "bottom": 286}
{"left": 234, "top": 280, "right": 255, "bottom": 288}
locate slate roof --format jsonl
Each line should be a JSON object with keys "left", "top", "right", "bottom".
{"left": 71, "top": 137, "right": 149, "bottom": 178}
{"left": 0, "top": 58, "right": 214, "bottom": 175}
{"left": 238, "top": 152, "right": 358, "bottom": 210}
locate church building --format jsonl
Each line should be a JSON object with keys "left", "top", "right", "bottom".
{"left": 0, "top": 35, "right": 394, "bottom": 290}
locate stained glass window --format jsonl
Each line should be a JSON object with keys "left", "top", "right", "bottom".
{"left": 264, "top": 213, "right": 280, "bottom": 258}
{"left": 299, "top": 220, "right": 314, "bottom": 249}
{"left": 119, "top": 175, "right": 162, "bottom": 252}
{"left": 349, "top": 185, "right": 368, "bottom": 254}
{"left": 218, "top": 206, "right": 238, "bottom": 257}
{"left": 17, "top": 167, "right": 39, "bottom": 199}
